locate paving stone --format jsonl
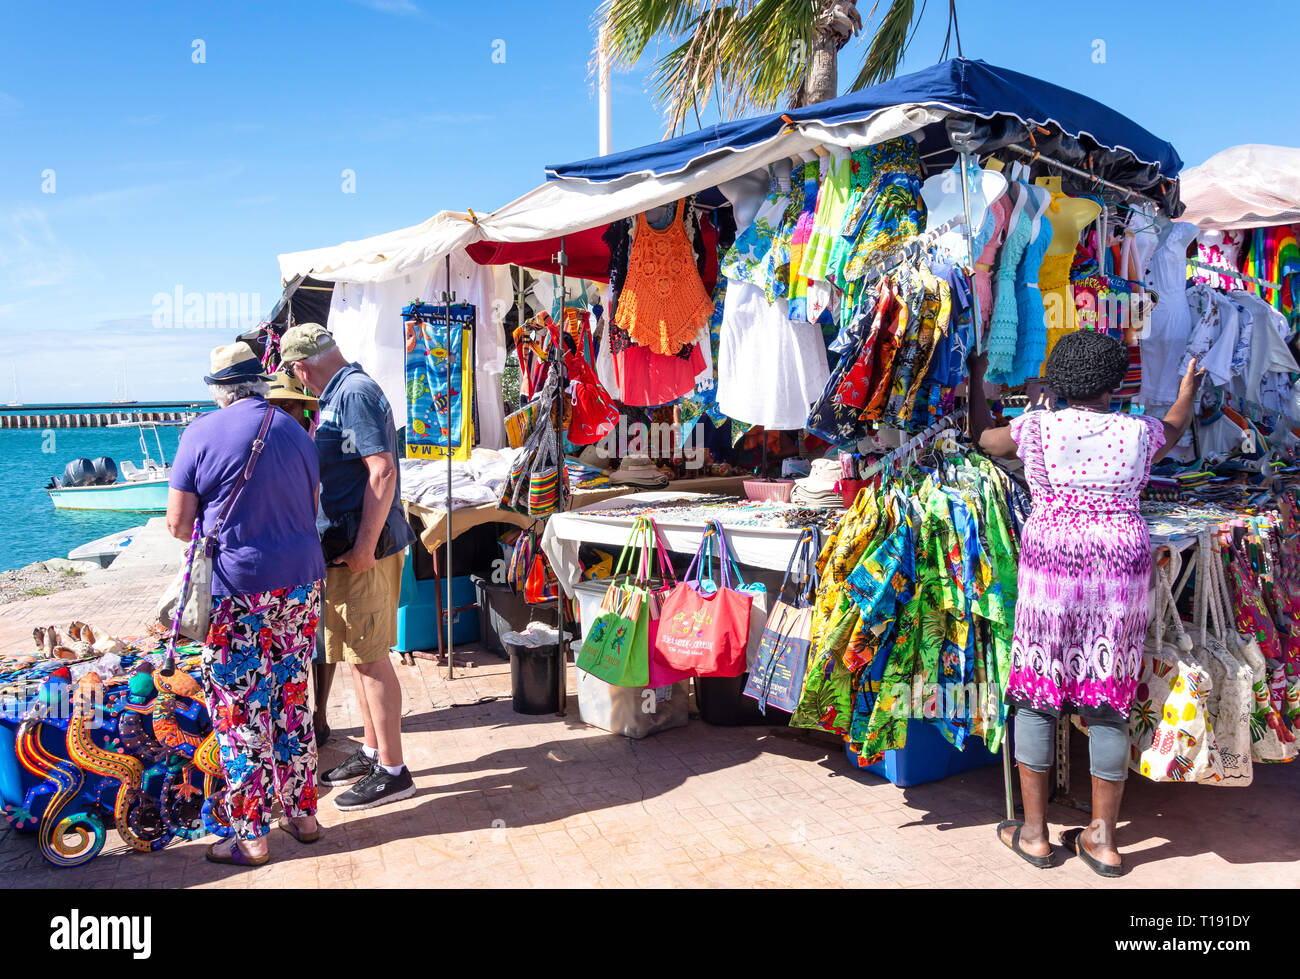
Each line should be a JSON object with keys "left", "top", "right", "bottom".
{"left": 5, "top": 576, "right": 1300, "bottom": 888}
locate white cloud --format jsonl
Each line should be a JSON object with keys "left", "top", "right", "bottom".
{"left": 349, "top": 0, "right": 421, "bottom": 15}
{"left": 0, "top": 206, "right": 88, "bottom": 291}
{"left": 1, "top": 314, "right": 219, "bottom": 402}
{"left": 0, "top": 92, "right": 19, "bottom": 117}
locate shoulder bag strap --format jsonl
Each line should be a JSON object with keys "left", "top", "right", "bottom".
{"left": 714, "top": 521, "right": 743, "bottom": 589}
{"left": 205, "top": 403, "right": 276, "bottom": 554}
{"left": 647, "top": 518, "right": 678, "bottom": 586}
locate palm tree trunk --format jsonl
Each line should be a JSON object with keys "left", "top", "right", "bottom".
{"left": 801, "top": 27, "right": 840, "bottom": 106}
{"left": 797, "top": 0, "right": 863, "bottom": 107}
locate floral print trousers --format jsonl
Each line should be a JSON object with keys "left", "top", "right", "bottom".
{"left": 201, "top": 581, "right": 322, "bottom": 840}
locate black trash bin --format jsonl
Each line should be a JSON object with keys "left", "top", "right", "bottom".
{"left": 474, "top": 576, "right": 558, "bottom": 656}
{"left": 503, "top": 628, "right": 561, "bottom": 715}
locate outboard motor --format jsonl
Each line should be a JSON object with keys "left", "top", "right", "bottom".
{"left": 62, "top": 458, "right": 96, "bottom": 487}
{"left": 92, "top": 457, "right": 118, "bottom": 485}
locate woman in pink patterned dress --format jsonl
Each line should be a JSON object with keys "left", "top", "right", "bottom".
{"left": 970, "top": 330, "right": 1203, "bottom": 877}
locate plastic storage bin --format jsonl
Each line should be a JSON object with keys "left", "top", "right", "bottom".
{"left": 743, "top": 479, "right": 796, "bottom": 503}
{"left": 576, "top": 672, "right": 690, "bottom": 740}
{"left": 396, "top": 563, "right": 479, "bottom": 653}
{"left": 695, "top": 674, "right": 791, "bottom": 727}
{"left": 847, "top": 720, "right": 1000, "bottom": 787}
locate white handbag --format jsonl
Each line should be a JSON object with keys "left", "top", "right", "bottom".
{"left": 156, "top": 405, "right": 276, "bottom": 644}
{"left": 1129, "top": 547, "right": 1224, "bottom": 783}
{"left": 1207, "top": 535, "right": 1297, "bottom": 763}
{"left": 1199, "top": 534, "right": 1256, "bottom": 786}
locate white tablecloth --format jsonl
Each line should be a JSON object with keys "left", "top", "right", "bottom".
{"left": 540, "top": 492, "right": 811, "bottom": 593}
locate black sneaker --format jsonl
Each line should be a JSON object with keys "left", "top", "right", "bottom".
{"left": 333, "top": 765, "right": 416, "bottom": 811}
{"left": 320, "top": 747, "right": 375, "bottom": 787}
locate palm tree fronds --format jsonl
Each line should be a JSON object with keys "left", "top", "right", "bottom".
{"left": 593, "top": 0, "right": 933, "bottom": 134}
{"left": 849, "top": 0, "right": 920, "bottom": 91}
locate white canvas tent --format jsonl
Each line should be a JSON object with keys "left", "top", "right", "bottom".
{"left": 276, "top": 58, "right": 1183, "bottom": 452}
{"left": 1179, "top": 145, "right": 1300, "bottom": 231}
{"left": 275, "top": 107, "right": 950, "bottom": 450}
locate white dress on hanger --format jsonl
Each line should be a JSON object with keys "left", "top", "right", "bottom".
{"left": 716, "top": 283, "right": 830, "bottom": 430}
{"left": 1140, "top": 220, "right": 1200, "bottom": 408}
{"left": 716, "top": 162, "right": 830, "bottom": 430}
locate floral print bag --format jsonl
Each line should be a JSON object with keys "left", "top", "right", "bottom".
{"left": 1214, "top": 537, "right": 1296, "bottom": 764}
{"left": 1128, "top": 551, "right": 1223, "bottom": 783}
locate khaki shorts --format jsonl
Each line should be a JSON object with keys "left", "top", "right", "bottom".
{"left": 323, "top": 551, "right": 404, "bottom": 665}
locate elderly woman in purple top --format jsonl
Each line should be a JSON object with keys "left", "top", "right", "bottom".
{"left": 166, "top": 342, "right": 327, "bottom": 867}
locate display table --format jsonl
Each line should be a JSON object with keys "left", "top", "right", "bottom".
{"left": 539, "top": 491, "right": 822, "bottom": 593}
{"left": 405, "top": 476, "right": 752, "bottom": 553}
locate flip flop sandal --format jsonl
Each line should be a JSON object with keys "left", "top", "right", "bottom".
{"left": 1061, "top": 828, "right": 1124, "bottom": 878}
{"left": 996, "top": 820, "right": 1054, "bottom": 869}
{"left": 278, "top": 816, "right": 323, "bottom": 844}
{"left": 205, "top": 841, "right": 270, "bottom": 867}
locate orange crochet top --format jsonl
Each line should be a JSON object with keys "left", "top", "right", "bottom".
{"left": 614, "top": 206, "right": 714, "bottom": 355}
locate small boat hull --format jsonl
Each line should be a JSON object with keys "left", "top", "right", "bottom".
{"left": 48, "top": 479, "right": 170, "bottom": 512}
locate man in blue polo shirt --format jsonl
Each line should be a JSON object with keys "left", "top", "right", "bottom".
{"left": 282, "top": 324, "right": 416, "bottom": 812}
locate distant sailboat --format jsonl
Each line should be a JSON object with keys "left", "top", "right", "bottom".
{"left": 111, "top": 363, "right": 136, "bottom": 405}
{"left": 7, "top": 364, "right": 19, "bottom": 407}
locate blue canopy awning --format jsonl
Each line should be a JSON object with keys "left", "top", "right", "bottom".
{"left": 547, "top": 58, "right": 1182, "bottom": 185}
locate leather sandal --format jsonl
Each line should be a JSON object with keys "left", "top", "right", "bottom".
{"left": 997, "top": 820, "right": 1054, "bottom": 869}
{"left": 278, "top": 816, "right": 323, "bottom": 844}
{"left": 205, "top": 840, "right": 270, "bottom": 866}
{"left": 1061, "top": 828, "right": 1124, "bottom": 878}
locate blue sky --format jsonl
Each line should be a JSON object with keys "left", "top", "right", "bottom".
{"left": 1, "top": 0, "right": 1296, "bottom": 404}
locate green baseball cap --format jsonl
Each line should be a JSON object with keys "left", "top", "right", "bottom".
{"left": 279, "top": 323, "right": 338, "bottom": 366}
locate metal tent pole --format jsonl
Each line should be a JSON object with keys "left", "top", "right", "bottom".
{"left": 957, "top": 151, "right": 986, "bottom": 356}
{"left": 958, "top": 149, "right": 1012, "bottom": 821}
{"left": 444, "top": 255, "right": 456, "bottom": 681}
{"left": 553, "top": 236, "right": 569, "bottom": 716}
{"left": 1004, "top": 143, "right": 1163, "bottom": 207}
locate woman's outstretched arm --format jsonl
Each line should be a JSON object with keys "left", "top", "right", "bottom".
{"left": 967, "top": 353, "right": 1018, "bottom": 459}
{"left": 1153, "top": 359, "right": 1206, "bottom": 465}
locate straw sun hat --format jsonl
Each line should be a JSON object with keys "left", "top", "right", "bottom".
{"left": 266, "top": 371, "right": 319, "bottom": 410}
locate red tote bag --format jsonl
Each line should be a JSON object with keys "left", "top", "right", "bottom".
{"left": 654, "top": 521, "right": 754, "bottom": 678}
{"left": 642, "top": 518, "right": 693, "bottom": 687}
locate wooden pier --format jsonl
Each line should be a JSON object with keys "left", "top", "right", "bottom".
{"left": 0, "top": 403, "right": 204, "bottom": 429}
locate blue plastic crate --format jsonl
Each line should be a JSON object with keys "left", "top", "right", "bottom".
{"left": 397, "top": 567, "right": 479, "bottom": 653}
{"left": 846, "top": 720, "right": 1001, "bottom": 787}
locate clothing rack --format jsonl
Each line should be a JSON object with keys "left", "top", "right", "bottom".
{"left": 1003, "top": 143, "right": 1163, "bottom": 208}
{"left": 852, "top": 405, "right": 1015, "bottom": 821}
{"left": 854, "top": 215, "right": 971, "bottom": 285}
{"left": 1186, "top": 258, "right": 1282, "bottom": 292}
{"left": 855, "top": 410, "right": 967, "bottom": 482}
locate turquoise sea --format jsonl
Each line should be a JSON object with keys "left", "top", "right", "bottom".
{"left": 0, "top": 426, "right": 185, "bottom": 572}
